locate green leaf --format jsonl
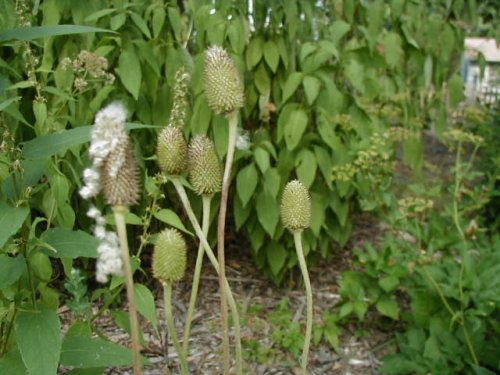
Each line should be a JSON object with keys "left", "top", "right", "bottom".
{"left": 117, "top": 48, "right": 142, "bottom": 100}
{"left": 130, "top": 12, "right": 151, "bottom": 39}
{"left": 295, "top": 149, "right": 317, "bottom": 188}
{"left": 254, "top": 63, "right": 270, "bottom": 94}
{"left": 448, "top": 74, "right": 464, "bottom": 108}
{"left": 0, "top": 349, "right": 27, "bottom": 375}
{"left": 266, "top": 242, "right": 287, "bottom": 276}
{"left": 263, "top": 168, "right": 281, "bottom": 198}
{"left": 134, "top": 283, "right": 158, "bottom": 334}
{"left": 381, "top": 32, "right": 403, "bottom": 68}
{"left": 256, "top": 190, "right": 280, "bottom": 236}
{"left": 254, "top": 147, "right": 270, "bottom": 173}
{"left": 264, "top": 40, "right": 280, "bottom": 73}
{"left": 246, "top": 37, "right": 263, "bottom": 69}
{"left": 0, "top": 96, "right": 20, "bottom": 112}
{"left": 302, "top": 75, "right": 321, "bottom": 105}
{"left": 281, "top": 72, "right": 303, "bottom": 105}
{"left": 329, "top": 20, "right": 351, "bottom": 47}
{"left": 378, "top": 276, "right": 399, "bottom": 293}
{"left": 167, "top": 7, "right": 182, "bottom": 43}
{"left": 84, "top": 9, "right": 116, "bottom": 23}
{"left": 22, "top": 123, "right": 160, "bottom": 159}
{"left": 345, "top": 59, "right": 365, "bottom": 94}
{"left": 236, "top": 163, "right": 259, "bottom": 207}
{"left": 41, "top": 228, "right": 98, "bottom": 259}
{"left": 153, "top": 209, "right": 192, "bottom": 235}
{"left": 16, "top": 310, "right": 61, "bottom": 375}
{"left": 284, "top": 108, "right": 308, "bottom": 150}
{"left": 60, "top": 336, "right": 147, "bottom": 367}
{"left": 152, "top": 7, "right": 166, "bottom": 38}
{"left": 376, "top": 297, "right": 399, "bottom": 320}
{"left": 0, "top": 203, "right": 29, "bottom": 248}
{"left": 0, "top": 25, "right": 113, "bottom": 43}
{"left": 0, "top": 254, "right": 26, "bottom": 289}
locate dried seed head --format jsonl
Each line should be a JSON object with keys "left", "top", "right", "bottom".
{"left": 280, "top": 180, "right": 311, "bottom": 232}
{"left": 157, "top": 126, "right": 188, "bottom": 175}
{"left": 188, "top": 135, "right": 222, "bottom": 195}
{"left": 102, "top": 138, "right": 140, "bottom": 206}
{"left": 153, "top": 228, "right": 187, "bottom": 284}
{"left": 204, "top": 46, "right": 244, "bottom": 115}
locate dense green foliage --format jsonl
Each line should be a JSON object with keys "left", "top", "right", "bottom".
{"left": 0, "top": 0, "right": 498, "bottom": 373}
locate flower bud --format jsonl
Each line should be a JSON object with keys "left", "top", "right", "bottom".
{"left": 153, "top": 228, "right": 187, "bottom": 284}
{"left": 280, "top": 180, "right": 311, "bottom": 232}
{"left": 204, "top": 46, "right": 244, "bottom": 115}
{"left": 157, "top": 126, "right": 188, "bottom": 176}
{"left": 188, "top": 135, "right": 222, "bottom": 195}
{"left": 102, "top": 138, "right": 140, "bottom": 206}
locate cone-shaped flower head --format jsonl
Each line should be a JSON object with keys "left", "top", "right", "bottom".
{"left": 280, "top": 180, "right": 311, "bottom": 232}
{"left": 188, "top": 135, "right": 223, "bottom": 196}
{"left": 157, "top": 126, "right": 188, "bottom": 176}
{"left": 79, "top": 101, "right": 140, "bottom": 206}
{"left": 153, "top": 228, "right": 187, "bottom": 284}
{"left": 204, "top": 46, "right": 244, "bottom": 115}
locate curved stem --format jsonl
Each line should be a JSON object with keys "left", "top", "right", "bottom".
{"left": 217, "top": 111, "right": 239, "bottom": 374}
{"left": 171, "top": 178, "right": 242, "bottom": 374}
{"left": 164, "top": 283, "right": 189, "bottom": 375}
{"left": 293, "top": 230, "right": 313, "bottom": 374}
{"left": 182, "top": 194, "right": 212, "bottom": 357}
{"left": 113, "top": 205, "right": 142, "bottom": 375}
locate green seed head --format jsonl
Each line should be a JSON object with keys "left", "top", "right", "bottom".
{"left": 204, "top": 46, "right": 245, "bottom": 115}
{"left": 280, "top": 180, "right": 311, "bottom": 232}
{"left": 188, "top": 135, "right": 222, "bottom": 196}
{"left": 153, "top": 228, "right": 187, "bottom": 284}
{"left": 157, "top": 126, "right": 188, "bottom": 176}
{"left": 102, "top": 138, "right": 140, "bottom": 206}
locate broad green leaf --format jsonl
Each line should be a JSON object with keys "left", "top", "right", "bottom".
{"left": 84, "top": 9, "right": 116, "bottom": 23}
{"left": 152, "top": 7, "right": 166, "bottom": 38}
{"left": 263, "top": 168, "right": 281, "bottom": 198}
{"left": 0, "top": 349, "right": 27, "bottom": 375}
{"left": 117, "top": 48, "right": 142, "bottom": 99}
{"left": 60, "top": 336, "right": 147, "bottom": 367}
{"left": 130, "top": 12, "right": 151, "bottom": 39}
{"left": 378, "top": 276, "right": 399, "bottom": 293}
{"left": 22, "top": 123, "right": 160, "bottom": 159}
{"left": 266, "top": 242, "right": 287, "bottom": 276}
{"left": 310, "top": 193, "right": 325, "bottom": 236}
{"left": 236, "top": 163, "right": 259, "bottom": 207}
{"left": 234, "top": 195, "right": 252, "bottom": 230}
{"left": 296, "top": 149, "right": 317, "bottom": 188}
{"left": 255, "top": 190, "right": 280, "bottom": 236}
{"left": 254, "top": 63, "right": 270, "bottom": 94}
{"left": 448, "top": 74, "right": 464, "bottom": 108}
{"left": 167, "top": 7, "right": 182, "bottom": 43}
{"left": 16, "top": 310, "right": 61, "bottom": 375}
{"left": 345, "top": 59, "right": 365, "bottom": 94}
{"left": 329, "top": 20, "right": 350, "bottom": 47}
{"left": 302, "top": 75, "right": 321, "bottom": 105}
{"left": 376, "top": 297, "right": 399, "bottom": 320}
{"left": 134, "top": 284, "right": 158, "bottom": 334}
{"left": 0, "top": 25, "right": 113, "bottom": 42}
{"left": 281, "top": 72, "right": 303, "bottom": 105}
{"left": 246, "top": 37, "right": 263, "bottom": 69}
{"left": 0, "top": 254, "right": 26, "bottom": 289}
{"left": 254, "top": 147, "right": 270, "bottom": 173}
{"left": 264, "top": 40, "right": 280, "bottom": 73}
{"left": 154, "top": 209, "right": 192, "bottom": 235}
{"left": 41, "top": 228, "right": 98, "bottom": 258}
{"left": 284, "top": 108, "right": 308, "bottom": 150}
{"left": 381, "top": 32, "right": 403, "bottom": 68}
{"left": 0, "top": 203, "right": 29, "bottom": 248}
{"left": 0, "top": 96, "right": 20, "bottom": 111}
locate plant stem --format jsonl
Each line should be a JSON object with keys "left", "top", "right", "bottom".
{"left": 113, "top": 205, "right": 142, "bottom": 375}
{"left": 293, "top": 230, "right": 313, "bottom": 374}
{"left": 164, "top": 283, "right": 189, "bottom": 375}
{"left": 453, "top": 141, "right": 465, "bottom": 241}
{"left": 217, "top": 110, "right": 238, "bottom": 374}
{"left": 182, "top": 194, "right": 212, "bottom": 357}
{"left": 171, "top": 178, "right": 242, "bottom": 374}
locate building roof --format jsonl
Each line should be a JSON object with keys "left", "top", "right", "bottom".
{"left": 465, "top": 38, "right": 500, "bottom": 63}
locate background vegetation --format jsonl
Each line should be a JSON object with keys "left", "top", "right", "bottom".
{"left": 0, "top": 0, "right": 498, "bottom": 373}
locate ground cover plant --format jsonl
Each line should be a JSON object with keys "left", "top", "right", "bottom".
{"left": 0, "top": 0, "right": 498, "bottom": 374}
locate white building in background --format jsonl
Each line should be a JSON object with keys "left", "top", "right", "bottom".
{"left": 463, "top": 38, "right": 500, "bottom": 104}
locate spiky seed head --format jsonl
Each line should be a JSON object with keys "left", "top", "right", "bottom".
{"left": 280, "top": 180, "right": 311, "bottom": 232}
{"left": 188, "top": 135, "right": 222, "bottom": 195}
{"left": 153, "top": 228, "right": 187, "bottom": 284}
{"left": 157, "top": 126, "right": 187, "bottom": 175}
{"left": 204, "top": 46, "right": 245, "bottom": 115}
{"left": 102, "top": 138, "right": 140, "bottom": 206}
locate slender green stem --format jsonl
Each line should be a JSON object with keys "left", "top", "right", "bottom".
{"left": 171, "top": 178, "right": 242, "bottom": 374}
{"left": 293, "top": 230, "right": 313, "bottom": 374}
{"left": 453, "top": 142, "right": 465, "bottom": 241}
{"left": 182, "top": 194, "right": 212, "bottom": 357}
{"left": 164, "top": 283, "right": 189, "bottom": 375}
{"left": 217, "top": 111, "right": 239, "bottom": 374}
{"left": 113, "top": 205, "right": 142, "bottom": 375}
